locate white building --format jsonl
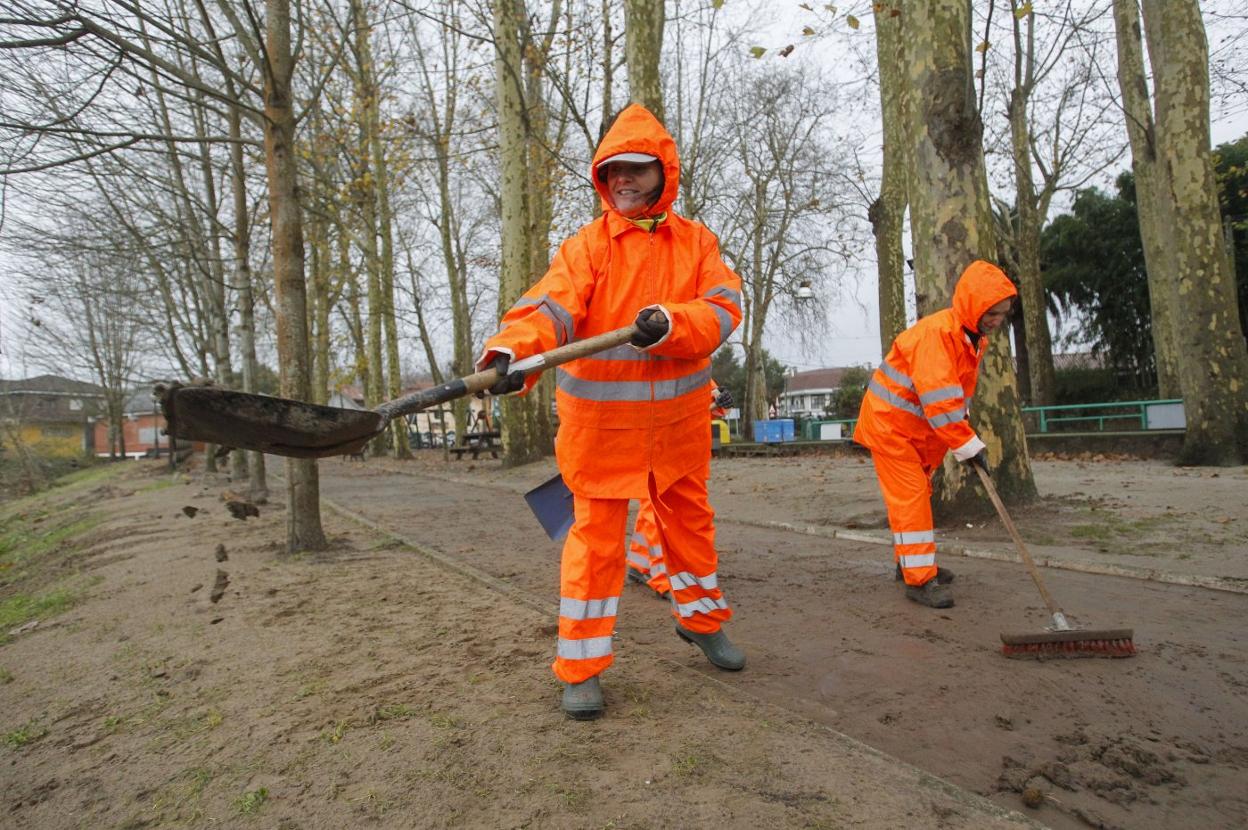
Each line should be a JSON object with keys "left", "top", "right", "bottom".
{"left": 777, "top": 367, "right": 853, "bottom": 419}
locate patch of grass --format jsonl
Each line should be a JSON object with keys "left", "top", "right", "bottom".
{"left": 428, "top": 712, "right": 460, "bottom": 729}
{"left": 103, "top": 715, "right": 124, "bottom": 733}
{"left": 0, "top": 512, "right": 106, "bottom": 586}
{"left": 371, "top": 703, "right": 415, "bottom": 723}
{"left": 0, "top": 667, "right": 13, "bottom": 684}
{"left": 1071, "top": 524, "right": 1113, "bottom": 541}
{"left": 140, "top": 477, "right": 180, "bottom": 492}
{"left": 0, "top": 587, "right": 75, "bottom": 634}
{"left": 4, "top": 718, "right": 47, "bottom": 749}
{"left": 169, "top": 708, "right": 223, "bottom": 739}
{"left": 321, "top": 720, "right": 348, "bottom": 744}
{"left": 233, "top": 787, "right": 269, "bottom": 816}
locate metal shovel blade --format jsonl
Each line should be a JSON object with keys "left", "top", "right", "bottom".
{"left": 523, "top": 472, "right": 575, "bottom": 541}
{"left": 161, "top": 386, "right": 384, "bottom": 458}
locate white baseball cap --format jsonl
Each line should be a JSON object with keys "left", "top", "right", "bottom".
{"left": 595, "top": 152, "right": 658, "bottom": 172}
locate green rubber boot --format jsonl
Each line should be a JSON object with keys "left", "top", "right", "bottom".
{"left": 675, "top": 624, "right": 746, "bottom": 671}
{"left": 561, "top": 676, "right": 604, "bottom": 720}
{"left": 904, "top": 579, "right": 954, "bottom": 608}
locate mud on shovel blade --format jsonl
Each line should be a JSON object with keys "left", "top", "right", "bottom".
{"left": 159, "top": 324, "right": 639, "bottom": 459}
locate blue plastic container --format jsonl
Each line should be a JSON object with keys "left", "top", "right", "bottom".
{"left": 752, "top": 419, "right": 792, "bottom": 443}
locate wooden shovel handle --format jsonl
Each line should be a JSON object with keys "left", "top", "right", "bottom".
{"left": 972, "top": 464, "right": 1064, "bottom": 619}
{"left": 374, "top": 324, "right": 639, "bottom": 421}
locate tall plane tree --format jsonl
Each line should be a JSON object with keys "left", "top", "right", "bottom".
{"left": 901, "top": 0, "right": 1037, "bottom": 510}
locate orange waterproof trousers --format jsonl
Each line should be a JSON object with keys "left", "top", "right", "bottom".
{"left": 554, "top": 471, "right": 730, "bottom": 683}
{"left": 870, "top": 449, "right": 940, "bottom": 587}
{"left": 626, "top": 498, "right": 672, "bottom": 595}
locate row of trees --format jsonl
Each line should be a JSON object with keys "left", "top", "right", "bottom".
{"left": 1, "top": 1, "right": 859, "bottom": 549}
{"left": 2, "top": 2, "right": 1245, "bottom": 549}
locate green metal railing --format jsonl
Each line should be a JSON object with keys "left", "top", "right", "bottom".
{"left": 797, "top": 399, "right": 1184, "bottom": 440}
{"left": 1021, "top": 399, "right": 1183, "bottom": 433}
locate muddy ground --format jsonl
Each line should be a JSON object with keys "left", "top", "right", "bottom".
{"left": 1, "top": 450, "right": 1246, "bottom": 829}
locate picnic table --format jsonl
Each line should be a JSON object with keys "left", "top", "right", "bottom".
{"left": 450, "top": 430, "right": 502, "bottom": 460}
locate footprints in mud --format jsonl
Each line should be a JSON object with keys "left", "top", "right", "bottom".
{"left": 995, "top": 727, "right": 1201, "bottom": 825}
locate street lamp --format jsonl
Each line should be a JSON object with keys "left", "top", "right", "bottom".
{"left": 795, "top": 279, "right": 815, "bottom": 301}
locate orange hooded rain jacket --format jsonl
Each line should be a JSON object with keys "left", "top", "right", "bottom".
{"left": 480, "top": 104, "right": 743, "bottom": 498}
{"left": 854, "top": 260, "right": 1017, "bottom": 466}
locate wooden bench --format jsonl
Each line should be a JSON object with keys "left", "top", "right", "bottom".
{"left": 450, "top": 430, "right": 502, "bottom": 460}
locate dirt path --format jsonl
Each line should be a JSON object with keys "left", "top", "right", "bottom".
{"left": 0, "top": 462, "right": 1039, "bottom": 829}
{"left": 312, "top": 452, "right": 1248, "bottom": 830}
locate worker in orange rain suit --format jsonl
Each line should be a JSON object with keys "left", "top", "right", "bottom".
{"left": 477, "top": 104, "right": 746, "bottom": 720}
{"left": 626, "top": 381, "right": 733, "bottom": 598}
{"left": 853, "top": 260, "right": 1017, "bottom": 609}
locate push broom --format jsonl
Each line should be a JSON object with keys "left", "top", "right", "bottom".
{"left": 971, "top": 464, "right": 1136, "bottom": 659}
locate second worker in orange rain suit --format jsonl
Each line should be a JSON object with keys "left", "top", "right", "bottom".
{"left": 626, "top": 381, "right": 732, "bottom": 598}
{"left": 853, "top": 260, "right": 1017, "bottom": 609}
{"left": 477, "top": 104, "right": 745, "bottom": 720}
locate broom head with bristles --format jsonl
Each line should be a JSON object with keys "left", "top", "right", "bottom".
{"left": 1000, "top": 628, "right": 1136, "bottom": 659}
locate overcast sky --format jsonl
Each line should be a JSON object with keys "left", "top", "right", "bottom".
{"left": 1, "top": 1, "right": 1244, "bottom": 380}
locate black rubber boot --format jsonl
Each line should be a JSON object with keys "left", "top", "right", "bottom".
{"left": 895, "top": 563, "right": 955, "bottom": 584}
{"left": 626, "top": 568, "right": 648, "bottom": 586}
{"left": 561, "top": 676, "right": 604, "bottom": 720}
{"left": 675, "top": 624, "right": 746, "bottom": 671}
{"left": 904, "top": 579, "right": 954, "bottom": 608}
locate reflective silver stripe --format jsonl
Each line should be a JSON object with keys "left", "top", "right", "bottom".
{"left": 557, "top": 635, "right": 613, "bottom": 661}
{"left": 675, "top": 596, "right": 730, "bottom": 618}
{"left": 626, "top": 550, "right": 650, "bottom": 569}
{"left": 867, "top": 379, "right": 924, "bottom": 418}
{"left": 559, "top": 596, "right": 619, "bottom": 620}
{"left": 705, "top": 284, "right": 742, "bottom": 310}
{"left": 557, "top": 366, "right": 711, "bottom": 402}
{"left": 668, "top": 570, "right": 719, "bottom": 591}
{"left": 630, "top": 531, "right": 647, "bottom": 547}
{"left": 928, "top": 406, "right": 967, "bottom": 429}
{"left": 919, "top": 384, "right": 964, "bottom": 406}
{"left": 893, "top": 530, "right": 935, "bottom": 545}
{"left": 651, "top": 562, "right": 667, "bottom": 576}
{"left": 899, "top": 552, "right": 936, "bottom": 569}
{"left": 585, "top": 344, "right": 663, "bottom": 362}
{"left": 878, "top": 361, "right": 915, "bottom": 391}
{"left": 514, "top": 294, "right": 574, "bottom": 346}
{"left": 712, "top": 304, "right": 734, "bottom": 345}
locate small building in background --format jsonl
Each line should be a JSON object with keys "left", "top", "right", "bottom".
{"left": 89, "top": 386, "right": 194, "bottom": 459}
{"left": 777, "top": 367, "right": 853, "bottom": 420}
{"left": 0, "top": 375, "right": 105, "bottom": 458}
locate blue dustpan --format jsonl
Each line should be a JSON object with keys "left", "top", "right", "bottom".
{"left": 524, "top": 472, "right": 575, "bottom": 541}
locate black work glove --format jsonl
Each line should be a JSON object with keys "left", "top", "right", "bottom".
{"left": 630, "top": 308, "right": 669, "bottom": 348}
{"left": 963, "top": 448, "right": 990, "bottom": 476}
{"left": 713, "top": 387, "right": 734, "bottom": 410}
{"left": 481, "top": 353, "right": 525, "bottom": 396}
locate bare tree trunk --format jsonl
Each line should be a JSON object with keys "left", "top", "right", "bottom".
{"left": 525, "top": 19, "right": 558, "bottom": 453}
{"left": 229, "top": 100, "right": 268, "bottom": 500}
{"left": 495, "top": 0, "right": 544, "bottom": 465}
{"left": 1113, "top": 0, "right": 1182, "bottom": 398}
{"left": 264, "top": 0, "right": 326, "bottom": 550}
{"left": 624, "top": 0, "right": 665, "bottom": 122}
{"left": 902, "top": 0, "right": 1037, "bottom": 512}
{"left": 871, "top": 0, "right": 908, "bottom": 355}
{"left": 1140, "top": 0, "right": 1248, "bottom": 464}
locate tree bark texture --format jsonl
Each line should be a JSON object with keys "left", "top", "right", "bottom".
{"left": 264, "top": 0, "right": 326, "bottom": 550}
{"left": 229, "top": 101, "right": 267, "bottom": 500}
{"left": 901, "top": 0, "right": 1037, "bottom": 512}
{"left": 871, "top": 1, "right": 908, "bottom": 356}
{"left": 1112, "top": 0, "right": 1182, "bottom": 398}
{"left": 495, "top": 0, "right": 546, "bottom": 466}
{"left": 1140, "top": 0, "right": 1248, "bottom": 464}
{"left": 624, "top": 0, "right": 665, "bottom": 123}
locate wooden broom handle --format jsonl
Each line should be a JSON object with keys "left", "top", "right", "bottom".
{"left": 972, "top": 463, "right": 1064, "bottom": 618}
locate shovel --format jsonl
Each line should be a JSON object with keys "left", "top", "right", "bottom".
{"left": 159, "top": 324, "right": 638, "bottom": 459}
